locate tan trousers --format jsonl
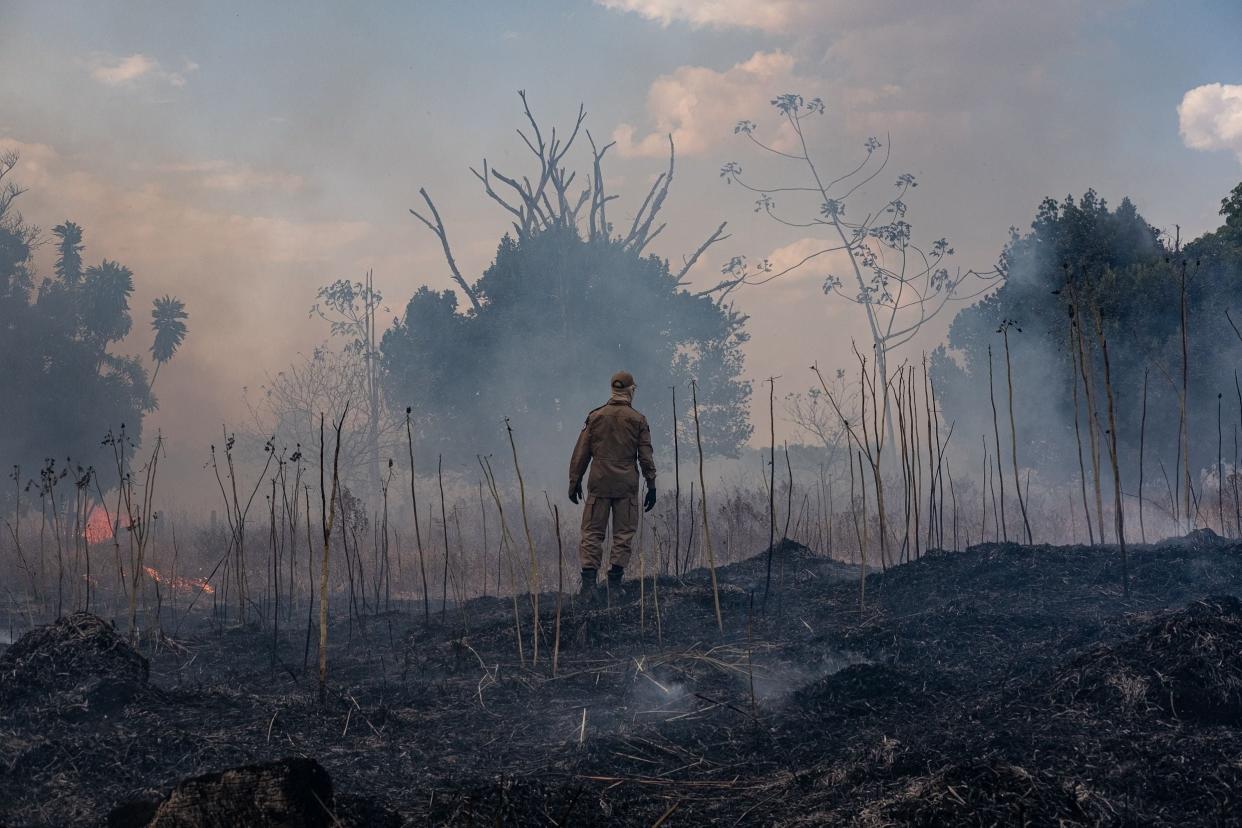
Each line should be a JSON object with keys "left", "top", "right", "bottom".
{"left": 579, "top": 494, "right": 639, "bottom": 570}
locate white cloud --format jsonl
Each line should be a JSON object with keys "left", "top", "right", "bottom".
{"left": 759, "top": 237, "right": 854, "bottom": 305}
{"left": 598, "top": 0, "right": 1075, "bottom": 43}
{"left": 90, "top": 53, "right": 196, "bottom": 88}
{"left": 610, "top": 2, "right": 1093, "bottom": 173}
{"left": 765, "top": 237, "right": 848, "bottom": 281}
{"left": 91, "top": 53, "right": 157, "bottom": 85}
{"left": 613, "top": 50, "right": 803, "bottom": 158}
{"left": 1179, "top": 83, "right": 1242, "bottom": 163}
{"left": 596, "top": 0, "right": 811, "bottom": 33}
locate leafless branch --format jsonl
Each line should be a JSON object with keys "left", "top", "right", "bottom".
{"left": 625, "top": 135, "right": 674, "bottom": 251}
{"left": 470, "top": 160, "right": 524, "bottom": 227}
{"left": 677, "top": 221, "right": 730, "bottom": 283}
{"left": 409, "top": 188, "right": 483, "bottom": 313}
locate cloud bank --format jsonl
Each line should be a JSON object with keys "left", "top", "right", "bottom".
{"left": 613, "top": 51, "right": 803, "bottom": 157}
{"left": 597, "top": 0, "right": 813, "bottom": 33}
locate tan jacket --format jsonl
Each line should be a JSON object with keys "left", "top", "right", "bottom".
{"left": 569, "top": 399, "right": 657, "bottom": 497}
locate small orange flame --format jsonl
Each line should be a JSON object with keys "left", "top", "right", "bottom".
{"left": 144, "top": 565, "right": 216, "bottom": 595}
{"left": 85, "top": 506, "right": 113, "bottom": 545}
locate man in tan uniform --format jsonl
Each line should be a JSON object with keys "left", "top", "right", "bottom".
{"left": 568, "top": 370, "right": 657, "bottom": 597}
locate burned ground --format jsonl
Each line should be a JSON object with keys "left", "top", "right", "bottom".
{"left": 3, "top": 535, "right": 1242, "bottom": 826}
{"left": 0, "top": 613, "right": 152, "bottom": 729}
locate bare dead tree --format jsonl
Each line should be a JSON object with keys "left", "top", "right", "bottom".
{"left": 437, "top": 455, "right": 449, "bottom": 625}
{"left": 409, "top": 189, "right": 482, "bottom": 314}
{"left": 209, "top": 430, "right": 276, "bottom": 624}
{"left": 670, "top": 386, "right": 680, "bottom": 581}
{"left": 311, "top": 272, "right": 387, "bottom": 499}
{"left": 1092, "top": 307, "right": 1128, "bottom": 597}
{"left": 1235, "top": 376, "right": 1242, "bottom": 538}
{"left": 544, "top": 494, "right": 564, "bottom": 676}
{"left": 1138, "top": 367, "right": 1149, "bottom": 543}
{"left": 1067, "top": 304, "right": 1096, "bottom": 545}
{"left": 722, "top": 93, "right": 999, "bottom": 434}
{"left": 986, "top": 346, "right": 1009, "bottom": 544}
{"left": 318, "top": 405, "right": 348, "bottom": 706}
{"left": 813, "top": 346, "right": 891, "bottom": 570}
{"left": 1218, "top": 392, "right": 1226, "bottom": 534}
{"left": 478, "top": 454, "right": 525, "bottom": 665}
{"left": 999, "top": 320, "right": 1033, "bottom": 544}
{"left": 404, "top": 408, "right": 430, "bottom": 625}
{"left": 691, "top": 380, "right": 723, "bottom": 633}
{"left": 785, "top": 379, "right": 853, "bottom": 456}
{"left": 411, "top": 91, "right": 732, "bottom": 311}
{"left": 247, "top": 344, "right": 401, "bottom": 500}
{"left": 764, "top": 376, "right": 778, "bottom": 610}
{"left": 115, "top": 435, "right": 163, "bottom": 644}
{"left": 1177, "top": 251, "right": 1193, "bottom": 531}
{"left": 505, "top": 417, "right": 541, "bottom": 664}
{"left": 1067, "top": 277, "right": 1106, "bottom": 543}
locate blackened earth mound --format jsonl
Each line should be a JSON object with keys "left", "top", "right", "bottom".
{"left": 108, "top": 757, "right": 334, "bottom": 828}
{"left": 0, "top": 611, "right": 149, "bottom": 717}
{"left": 1038, "top": 595, "right": 1242, "bottom": 724}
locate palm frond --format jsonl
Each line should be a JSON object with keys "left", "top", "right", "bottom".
{"left": 150, "top": 294, "right": 188, "bottom": 364}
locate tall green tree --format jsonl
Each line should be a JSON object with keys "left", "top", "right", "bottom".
{"left": 936, "top": 185, "right": 1242, "bottom": 486}
{"left": 388, "top": 94, "right": 749, "bottom": 475}
{"left": 0, "top": 155, "right": 188, "bottom": 499}
{"left": 51, "top": 221, "right": 83, "bottom": 284}
{"left": 150, "top": 294, "right": 189, "bottom": 389}
{"left": 384, "top": 226, "right": 751, "bottom": 472}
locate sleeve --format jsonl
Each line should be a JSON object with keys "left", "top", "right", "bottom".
{"left": 568, "top": 417, "right": 592, "bottom": 487}
{"left": 637, "top": 416, "right": 657, "bottom": 487}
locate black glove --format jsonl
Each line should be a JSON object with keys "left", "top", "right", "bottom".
{"left": 569, "top": 481, "right": 582, "bottom": 504}
{"left": 643, "top": 487, "right": 657, "bottom": 512}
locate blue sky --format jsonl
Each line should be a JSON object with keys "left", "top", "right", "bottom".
{"left": 1, "top": 0, "right": 1240, "bottom": 484}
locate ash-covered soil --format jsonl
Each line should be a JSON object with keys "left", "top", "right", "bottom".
{"left": 4, "top": 533, "right": 1242, "bottom": 826}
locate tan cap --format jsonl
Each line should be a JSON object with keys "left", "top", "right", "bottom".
{"left": 610, "top": 371, "right": 635, "bottom": 390}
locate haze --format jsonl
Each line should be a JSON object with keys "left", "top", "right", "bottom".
{"left": 2, "top": 0, "right": 1240, "bottom": 505}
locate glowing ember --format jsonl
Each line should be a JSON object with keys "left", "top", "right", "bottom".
{"left": 144, "top": 566, "right": 216, "bottom": 595}
{"left": 84, "top": 506, "right": 113, "bottom": 545}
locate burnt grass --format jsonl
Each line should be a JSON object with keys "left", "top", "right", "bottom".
{"left": 4, "top": 533, "right": 1242, "bottom": 825}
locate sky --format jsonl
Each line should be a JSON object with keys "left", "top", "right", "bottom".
{"left": 1, "top": 0, "right": 1241, "bottom": 499}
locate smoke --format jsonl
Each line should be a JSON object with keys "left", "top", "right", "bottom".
{"left": 1, "top": 3, "right": 1238, "bottom": 532}
{"left": 752, "top": 651, "right": 870, "bottom": 705}
{"left": 933, "top": 187, "right": 1242, "bottom": 541}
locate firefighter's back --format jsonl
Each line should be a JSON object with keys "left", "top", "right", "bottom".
{"left": 584, "top": 401, "right": 646, "bottom": 496}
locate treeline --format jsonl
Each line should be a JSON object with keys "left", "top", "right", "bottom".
{"left": 0, "top": 154, "right": 187, "bottom": 508}
{"left": 935, "top": 183, "right": 1242, "bottom": 529}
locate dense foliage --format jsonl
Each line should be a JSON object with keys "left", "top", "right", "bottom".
{"left": 382, "top": 225, "right": 752, "bottom": 468}
{"left": 0, "top": 159, "right": 186, "bottom": 493}
{"left": 936, "top": 183, "right": 1242, "bottom": 480}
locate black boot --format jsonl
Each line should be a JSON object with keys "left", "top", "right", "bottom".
{"left": 605, "top": 565, "right": 625, "bottom": 607}
{"left": 579, "top": 568, "right": 598, "bottom": 601}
